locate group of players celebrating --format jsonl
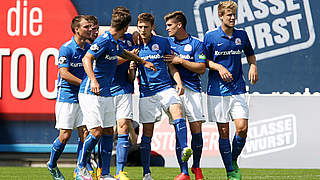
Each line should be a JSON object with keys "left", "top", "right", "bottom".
{"left": 46, "top": 1, "right": 258, "bottom": 180}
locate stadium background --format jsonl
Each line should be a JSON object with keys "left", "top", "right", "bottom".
{"left": 0, "top": 0, "right": 319, "bottom": 169}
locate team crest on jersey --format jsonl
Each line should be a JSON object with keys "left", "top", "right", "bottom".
{"left": 235, "top": 38, "right": 241, "bottom": 45}
{"left": 58, "top": 56, "right": 67, "bottom": 64}
{"left": 90, "top": 44, "right": 100, "bottom": 52}
{"left": 184, "top": 44, "right": 192, "bottom": 52}
{"left": 152, "top": 44, "right": 159, "bottom": 51}
{"left": 127, "top": 40, "right": 132, "bottom": 47}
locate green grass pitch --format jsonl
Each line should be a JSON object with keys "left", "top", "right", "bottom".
{"left": 0, "top": 166, "right": 319, "bottom": 179}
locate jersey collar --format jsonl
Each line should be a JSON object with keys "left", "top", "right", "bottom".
{"left": 71, "top": 36, "right": 89, "bottom": 50}
{"left": 172, "top": 34, "right": 192, "bottom": 45}
{"left": 104, "top": 30, "right": 118, "bottom": 44}
{"left": 218, "top": 26, "right": 238, "bottom": 39}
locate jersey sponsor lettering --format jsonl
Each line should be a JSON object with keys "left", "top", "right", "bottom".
{"left": 215, "top": 50, "right": 243, "bottom": 56}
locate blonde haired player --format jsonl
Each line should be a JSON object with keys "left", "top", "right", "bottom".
{"left": 204, "top": 1, "right": 258, "bottom": 180}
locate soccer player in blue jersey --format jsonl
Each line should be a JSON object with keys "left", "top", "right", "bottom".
{"left": 204, "top": 1, "right": 258, "bottom": 180}
{"left": 76, "top": 11, "right": 155, "bottom": 180}
{"left": 87, "top": 15, "right": 99, "bottom": 44}
{"left": 47, "top": 15, "right": 92, "bottom": 180}
{"left": 135, "top": 13, "right": 192, "bottom": 180}
{"left": 92, "top": 7, "right": 138, "bottom": 180}
{"left": 112, "top": 31, "right": 138, "bottom": 180}
{"left": 73, "top": 15, "right": 100, "bottom": 180}
{"left": 111, "top": 7, "right": 139, "bottom": 180}
{"left": 163, "top": 11, "right": 206, "bottom": 180}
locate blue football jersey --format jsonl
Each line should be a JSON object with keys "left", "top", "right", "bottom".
{"left": 79, "top": 31, "right": 124, "bottom": 97}
{"left": 204, "top": 26, "right": 254, "bottom": 96}
{"left": 168, "top": 35, "right": 206, "bottom": 93}
{"left": 111, "top": 33, "right": 137, "bottom": 96}
{"left": 137, "top": 35, "right": 173, "bottom": 97}
{"left": 56, "top": 36, "right": 90, "bottom": 103}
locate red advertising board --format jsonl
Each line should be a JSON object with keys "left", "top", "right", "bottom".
{"left": 0, "top": 0, "right": 78, "bottom": 120}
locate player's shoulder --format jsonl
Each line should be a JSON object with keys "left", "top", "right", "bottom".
{"left": 123, "top": 33, "right": 133, "bottom": 40}
{"left": 92, "top": 31, "right": 114, "bottom": 46}
{"left": 234, "top": 28, "right": 248, "bottom": 37}
{"left": 204, "top": 28, "right": 219, "bottom": 36}
{"left": 61, "top": 39, "right": 73, "bottom": 48}
{"left": 190, "top": 35, "right": 204, "bottom": 44}
{"left": 153, "top": 35, "right": 168, "bottom": 41}
{"left": 152, "top": 35, "right": 170, "bottom": 45}
{"left": 167, "top": 36, "right": 174, "bottom": 42}
{"left": 59, "top": 39, "right": 74, "bottom": 53}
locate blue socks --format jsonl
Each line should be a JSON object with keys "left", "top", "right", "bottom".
{"left": 116, "top": 134, "right": 130, "bottom": 175}
{"left": 174, "top": 118, "right": 188, "bottom": 149}
{"left": 48, "top": 137, "right": 66, "bottom": 168}
{"left": 219, "top": 138, "right": 233, "bottom": 172}
{"left": 191, "top": 133, "right": 203, "bottom": 168}
{"left": 97, "top": 140, "right": 102, "bottom": 169}
{"left": 77, "top": 138, "right": 83, "bottom": 162}
{"left": 78, "top": 134, "right": 98, "bottom": 168}
{"left": 175, "top": 135, "right": 189, "bottom": 175}
{"left": 140, "top": 135, "right": 151, "bottom": 176}
{"left": 232, "top": 134, "right": 246, "bottom": 161}
{"left": 100, "top": 134, "right": 113, "bottom": 176}
{"left": 77, "top": 138, "right": 94, "bottom": 171}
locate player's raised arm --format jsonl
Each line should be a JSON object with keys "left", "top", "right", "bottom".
{"left": 119, "top": 49, "right": 156, "bottom": 72}
{"left": 82, "top": 52, "right": 100, "bottom": 95}
{"left": 247, "top": 55, "right": 258, "bottom": 85}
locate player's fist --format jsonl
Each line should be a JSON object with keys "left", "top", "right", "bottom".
{"left": 142, "top": 60, "right": 157, "bottom": 72}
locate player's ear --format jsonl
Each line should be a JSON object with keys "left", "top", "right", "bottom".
{"left": 74, "top": 25, "right": 80, "bottom": 35}
{"left": 152, "top": 24, "right": 155, "bottom": 31}
{"left": 218, "top": 10, "right": 224, "bottom": 20}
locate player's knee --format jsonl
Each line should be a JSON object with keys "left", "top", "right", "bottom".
{"left": 91, "top": 126, "right": 103, "bottom": 138}
{"left": 102, "top": 127, "right": 114, "bottom": 135}
{"left": 118, "top": 122, "right": 129, "bottom": 133}
{"left": 142, "top": 126, "right": 153, "bottom": 137}
{"left": 236, "top": 127, "right": 248, "bottom": 138}
{"left": 169, "top": 104, "right": 183, "bottom": 119}
{"left": 190, "top": 121, "right": 202, "bottom": 134}
{"left": 59, "top": 133, "right": 71, "bottom": 143}
{"left": 217, "top": 123, "right": 229, "bottom": 138}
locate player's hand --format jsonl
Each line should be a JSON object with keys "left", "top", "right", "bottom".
{"left": 142, "top": 60, "right": 157, "bottom": 72}
{"left": 90, "top": 79, "right": 100, "bottom": 96}
{"left": 129, "top": 61, "right": 136, "bottom": 70}
{"left": 132, "top": 31, "right": 142, "bottom": 45}
{"left": 163, "top": 55, "right": 183, "bottom": 64}
{"left": 130, "top": 48, "right": 140, "bottom": 55}
{"left": 218, "top": 64, "right": 233, "bottom": 82}
{"left": 176, "top": 84, "right": 185, "bottom": 96}
{"left": 248, "top": 64, "right": 258, "bottom": 85}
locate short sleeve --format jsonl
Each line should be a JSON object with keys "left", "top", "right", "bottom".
{"left": 194, "top": 40, "right": 207, "bottom": 63}
{"left": 243, "top": 31, "right": 254, "bottom": 57}
{"left": 58, "top": 46, "right": 71, "bottom": 68}
{"left": 164, "top": 38, "right": 172, "bottom": 55}
{"left": 203, "top": 33, "right": 213, "bottom": 61}
{"left": 88, "top": 37, "right": 109, "bottom": 60}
